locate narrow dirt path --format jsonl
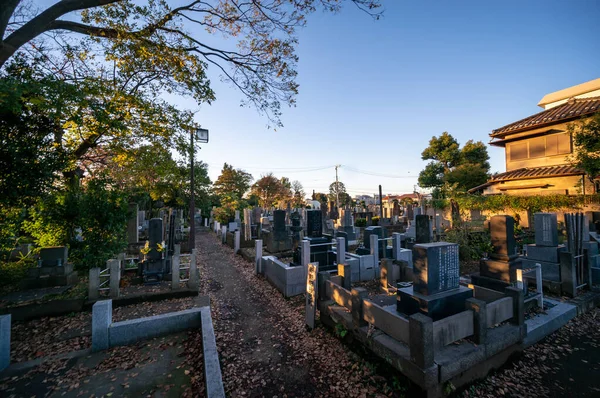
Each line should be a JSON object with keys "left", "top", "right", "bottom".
{"left": 195, "top": 229, "right": 401, "bottom": 397}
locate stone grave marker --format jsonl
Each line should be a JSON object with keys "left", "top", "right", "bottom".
{"left": 415, "top": 215, "right": 431, "bottom": 244}
{"left": 127, "top": 203, "right": 139, "bottom": 244}
{"left": 490, "top": 215, "right": 517, "bottom": 261}
{"left": 39, "top": 246, "right": 68, "bottom": 267}
{"left": 413, "top": 242, "right": 459, "bottom": 295}
{"left": 534, "top": 212, "right": 558, "bottom": 247}
{"left": 397, "top": 242, "right": 472, "bottom": 320}
{"left": 306, "top": 209, "right": 322, "bottom": 238}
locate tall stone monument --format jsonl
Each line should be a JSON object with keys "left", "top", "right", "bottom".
{"left": 127, "top": 203, "right": 139, "bottom": 244}
{"left": 397, "top": 242, "right": 472, "bottom": 320}
{"left": 472, "top": 215, "right": 521, "bottom": 291}
{"left": 265, "top": 210, "right": 292, "bottom": 253}
{"left": 521, "top": 213, "right": 565, "bottom": 282}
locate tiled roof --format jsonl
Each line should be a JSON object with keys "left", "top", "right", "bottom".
{"left": 468, "top": 165, "right": 583, "bottom": 193}
{"left": 491, "top": 97, "right": 600, "bottom": 138}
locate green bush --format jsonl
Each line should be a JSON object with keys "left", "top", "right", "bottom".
{"left": 371, "top": 216, "right": 380, "bottom": 226}
{"left": 23, "top": 175, "right": 129, "bottom": 270}
{"left": 444, "top": 224, "right": 493, "bottom": 262}
{"left": 0, "top": 255, "right": 36, "bottom": 289}
{"left": 355, "top": 218, "right": 367, "bottom": 227}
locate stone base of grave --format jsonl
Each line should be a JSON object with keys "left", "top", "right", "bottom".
{"left": 20, "top": 270, "right": 78, "bottom": 290}
{"left": 396, "top": 285, "right": 473, "bottom": 321}
{"left": 521, "top": 258, "right": 560, "bottom": 282}
{"left": 524, "top": 244, "right": 566, "bottom": 263}
{"left": 341, "top": 226, "right": 356, "bottom": 241}
{"left": 26, "top": 263, "right": 74, "bottom": 278}
{"left": 592, "top": 267, "right": 600, "bottom": 288}
{"left": 141, "top": 259, "right": 167, "bottom": 284}
{"left": 320, "top": 298, "right": 525, "bottom": 398}
{"left": 355, "top": 247, "right": 369, "bottom": 255}
{"left": 264, "top": 233, "right": 292, "bottom": 253}
{"left": 479, "top": 258, "right": 521, "bottom": 283}
{"left": 470, "top": 272, "right": 511, "bottom": 292}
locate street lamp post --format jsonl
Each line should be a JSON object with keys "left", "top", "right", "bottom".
{"left": 189, "top": 127, "right": 209, "bottom": 250}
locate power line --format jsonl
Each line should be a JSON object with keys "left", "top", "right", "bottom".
{"left": 342, "top": 166, "right": 417, "bottom": 179}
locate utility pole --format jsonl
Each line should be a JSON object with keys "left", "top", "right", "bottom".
{"left": 335, "top": 165, "right": 340, "bottom": 211}
{"left": 379, "top": 185, "right": 383, "bottom": 220}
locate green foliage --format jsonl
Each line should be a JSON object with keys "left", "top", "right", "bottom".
{"left": 372, "top": 216, "right": 380, "bottom": 226}
{"left": 329, "top": 181, "right": 351, "bottom": 206}
{"left": 443, "top": 381, "right": 456, "bottom": 395}
{"left": 213, "top": 163, "right": 253, "bottom": 201}
{"left": 419, "top": 132, "right": 490, "bottom": 193}
{"left": 23, "top": 176, "right": 129, "bottom": 270}
{"left": 0, "top": 207, "right": 27, "bottom": 257}
{"left": 568, "top": 112, "right": 600, "bottom": 181}
{"left": 0, "top": 256, "right": 35, "bottom": 290}
{"left": 291, "top": 180, "right": 305, "bottom": 208}
{"left": 334, "top": 323, "right": 348, "bottom": 338}
{"left": 2, "top": 0, "right": 382, "bottom": 126}
{"left": 213, "top": 191, "right": 248, "bottom": 224}
{"left": 432, "top": 193, "right": 590, "bottom": 213}
{"left": 421, "top": 132, "right": 461, "bottom": 169}
{"left": 355, "top": 218, "right": 367, "bottom": 227}
{"left": 445, "top": 225, "right": 493, "bottom": 262}
{"left": 0, "top": 60, "right": 68, "bottom": 207}
{"left": 250, "top": 173, "right": 289, "bottom": 208}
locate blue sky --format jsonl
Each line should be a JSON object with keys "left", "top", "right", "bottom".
{"left": 54, "top": 0, "right": 598, "bottom": 198}
{"left": 185, "top": 1, "right": 600, "bottom": 197}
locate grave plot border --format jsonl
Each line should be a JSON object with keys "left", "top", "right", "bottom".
{"left": 317, "top": 277, "right": 526, "bottom": 397}
{"left": 91, "top": 299, "right": 225, "bottom": 397}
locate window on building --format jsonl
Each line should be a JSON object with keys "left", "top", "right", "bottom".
{"left": 529, "top": 137, "right": 545, "bottom": 158}
{"left": 509, "top": 142, "right": 528, "bottom": 161}
{"left": 508, "top": 132, "right": 571, "bottom": 161}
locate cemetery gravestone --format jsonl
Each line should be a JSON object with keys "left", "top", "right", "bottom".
{"left": 142, "top": 218, "right": 165, "bottom": 283}
{"left": 23, "top": 246, "right": 78, "bottom": 289}
{"left": 265, "top": 210, "right": 292, "bottom": 253}
{"left": 306, "top": 210, "right": 322, "bottom": 238}
{"left": 397, "top": 242, "right": 472, "bottom": 320}
{"left": 522, "top": 213, "right": 565, "bottom": 283}
{"left": 490, "top": 215, "right": 517, "bottom": 261}
{"left": 127, "top": 203, "right": 139, "bottom": 244}
{"left": 415, "top": 215, "right": 431, "bottom": 244}
{"left": 535, "top": 212, "right": 558, "bottom": 247}
{"left": 472, "top": 215, "right": 522, "bottom": 291}
{"left": 39, "top": 246, "right": 68, "bottom": 266}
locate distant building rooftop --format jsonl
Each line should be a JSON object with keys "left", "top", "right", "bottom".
{"left": 490, "top": 96, "right": 600, "bottom": 139}
{"left": 538, "top": 78, "right": 600, "bottom": 109}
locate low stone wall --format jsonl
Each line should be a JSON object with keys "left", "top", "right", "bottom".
{"left": 263, "top": 257, "right": 306, "bottom": 297}
{"left": 318, "top": 276, "right": 526, "bottom": 397}
{"left": 91, "top": 300, "right": 225, "bottom": 397}
{"left": 0, "top": 314, "right": 10, "bottom": 371}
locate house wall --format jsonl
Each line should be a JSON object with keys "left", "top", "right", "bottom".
{"left": 502, "top": 122, "right": 573, "bottom": 171}
{"left": 482, "top": 175, "right": 589, "bottom": 196}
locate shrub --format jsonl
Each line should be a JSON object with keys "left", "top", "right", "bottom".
{"left": 355, "top": 218, "right": 367, "bottom": 227}
{"left": 0, "top": 254, "right": 36, "bottom": 290}
{"left": 24, "top": 175, "right": 129, "bottom": 270}
{"left": 444, "top": 224, "right": 493, "bottom": 262}
{"left": 371, "top": 216, "right": 380, "bottom": 226}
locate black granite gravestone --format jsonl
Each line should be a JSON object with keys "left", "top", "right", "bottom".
{"left": 415, "top": 215, "right": 431, "bottom": 244}
{"left": 397, "top": 242, "right": 472, "bottom": 320}
{"left": 306, "top": 209, "right": 323, "bottom": 238}
{"left": 490, "top": 215, "right": 517, "bottom": 261}
{"left": 413, "top": 242, "right": 460, "bottom": 295}
{"left": 472, "top": 215, "right": 521, "bottom": 290}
